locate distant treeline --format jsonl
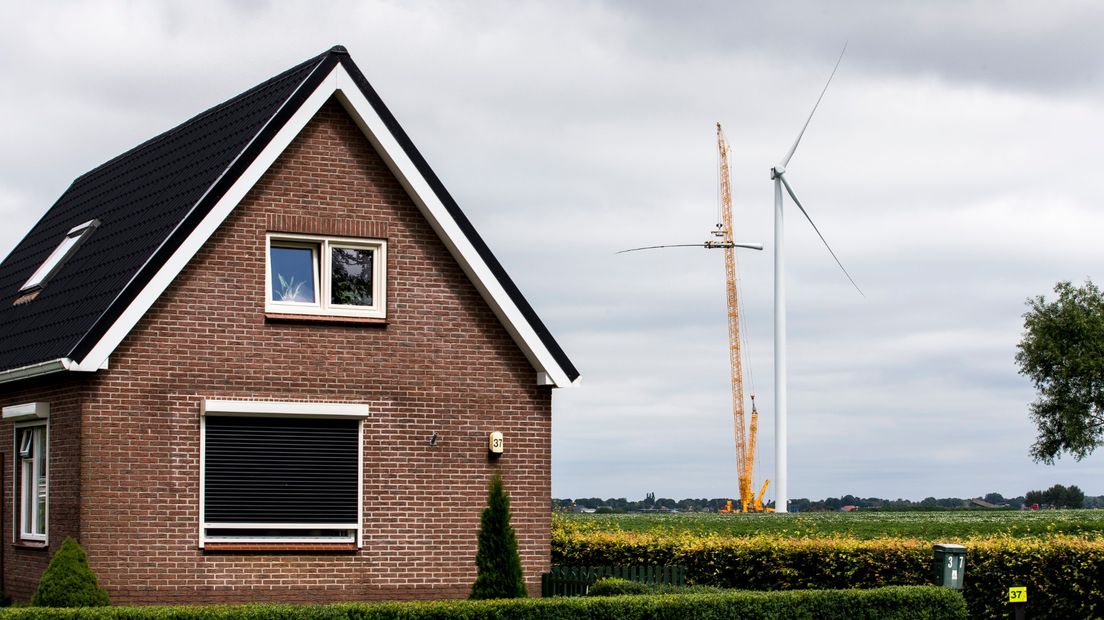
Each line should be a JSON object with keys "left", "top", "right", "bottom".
{"left": 555, "top": 488, "right": 1104, "bottom": 513}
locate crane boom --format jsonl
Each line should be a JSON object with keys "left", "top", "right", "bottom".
{"left": 715, "top": 124, "right": 757, "bottom": 512}
{"left": 620, "top": 123, "right": 765, "bottom": 512}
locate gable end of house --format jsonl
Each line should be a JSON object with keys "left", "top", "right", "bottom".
{"left": 0, "top": 47, "right": 578, "bottom": 388}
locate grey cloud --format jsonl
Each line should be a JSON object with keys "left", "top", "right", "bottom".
{"left": 3, "top": 1, "right": 1104, "bottom": 503}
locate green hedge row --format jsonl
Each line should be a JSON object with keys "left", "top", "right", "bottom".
{"left": 0, "top": 587, "right": 964, "bottom": 620}
{"left": 552, "top": 530, "right": 1104, "bottom": 619}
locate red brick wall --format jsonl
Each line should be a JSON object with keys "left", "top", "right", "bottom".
{"left": 4, "top": 97, "right": 553, "bottom": 604}
{"left": 0, "top": 375, "right": 87, "bottom": 601}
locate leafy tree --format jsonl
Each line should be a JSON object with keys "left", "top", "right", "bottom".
{"left": 1044, "top": 483, "right": 1085, "bottom": 509}
{"left": 1025, "top": 489, "right": 1045, "bottom": 507}
{"left": 984, "top": 492, "right": 1006, "bottom": 505}
{"left": 470, "top": 473, "right": 527, "bottom": 600}
{"left": 789, "top": 498, "right": 812, "bottom": 512}
{"left": 31, "top": 537, "right": 109, "bottom": 607}
{"left": 1065, "top": 484, "right": 1085, "bottom": 508}
{"left": 607, "top": 497, "right": 629, "bottom": 510}
{"left": 1016, "top": 280, "right": 1104, "bottom": 463}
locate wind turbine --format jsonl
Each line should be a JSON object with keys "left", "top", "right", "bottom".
{"left": 771, "top": 46, "right": 863, "bottom": 513}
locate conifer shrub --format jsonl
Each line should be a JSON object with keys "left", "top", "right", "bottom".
{"left": 31, "top": 537, "right": 110, "bottom": 607}
{"left": 470, "top": 472, "right": 528, "bottom": 599}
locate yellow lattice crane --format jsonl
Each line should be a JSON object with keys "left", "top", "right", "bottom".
{"left": 707, "top": 123, "right": 771, "bottom": 513}
{"left": 619, "top": 124, "right": 768, "bottom": 512}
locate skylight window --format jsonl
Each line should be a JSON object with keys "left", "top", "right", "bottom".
{"left": 20, "top": 219, "right": 99, "bottom": 292}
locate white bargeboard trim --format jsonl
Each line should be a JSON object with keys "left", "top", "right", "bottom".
{"left": 47, "top": 63, "right": 572, "bottom": 387}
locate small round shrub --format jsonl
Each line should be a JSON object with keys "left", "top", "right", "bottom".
{"left": 31, "top": 537, "right": 109, "bottom": 607}
{"left": 587, "top": 577, "right": 651, "bottom": 596}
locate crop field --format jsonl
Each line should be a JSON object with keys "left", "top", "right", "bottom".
{"left": 555, "top": 509, "right": 1104, "bottom": 540}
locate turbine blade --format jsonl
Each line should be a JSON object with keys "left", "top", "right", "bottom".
{"left": 778, "top": 174, "right": 864, "bottom": 296}
{"left": 780, "top": 42, "right": 847, "bottom": 168}
{"left": 616, "top": 243, "right": 707, "bottom": 254}
{"left": 618, "top": 242, "right": 765, "bottom": 254}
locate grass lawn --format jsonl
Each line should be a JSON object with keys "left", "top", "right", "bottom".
{"left": 555, "top": 508, "right": 1104, "bottom": 540}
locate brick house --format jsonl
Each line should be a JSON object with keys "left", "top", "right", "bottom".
{"left": 0, "top": 46, "right": 578, "bottom": 604}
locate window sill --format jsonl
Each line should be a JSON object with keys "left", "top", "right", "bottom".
{"left": 264, "top": 313, "right": 388, "bottom": 326}
{"left": 12, "top": 540, "right": 48, "bottom": 551}
{"left": 202, "top": 542, "right": 358, "bottom": 553}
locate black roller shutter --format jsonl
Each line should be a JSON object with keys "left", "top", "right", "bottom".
{"left": 204, "top": 416, "right": 359, "bottom": 524}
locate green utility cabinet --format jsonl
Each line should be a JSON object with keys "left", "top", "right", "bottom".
{"left": 932, "top": 543, "right": 966, "bottom": 589}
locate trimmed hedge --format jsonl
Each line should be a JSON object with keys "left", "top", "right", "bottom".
{"left": 0, "top": 587, "right": 964, "bottom": 619}
{"left": 966, "top": 537, "right": 1104, "bottom": 619}
{"left": 553, "top": 529, "right": 1104, "bottom": 619}
{"left": 587, "top": 577, "right": 653, "bottom": 596}
{"left": 587, "top": 577, "right": 724, "bottom": 596}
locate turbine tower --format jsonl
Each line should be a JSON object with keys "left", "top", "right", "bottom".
{"left": 771, "top": 46, "right": 862, "bottom": 513}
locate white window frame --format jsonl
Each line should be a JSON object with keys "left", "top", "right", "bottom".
{"left": 20, "top": 219, "right": 99, "bottom": 292}
{"left": 13, "top": 421, "right": 48, "bottom": 543}
{"left": 198, "top": 400, "right": 367, "bottom": 548}
{"left": 267, "top": 241, "right": 321, "bottom": 310}
{"left": 265, "top": 233, "right": 387, "bottom": 319}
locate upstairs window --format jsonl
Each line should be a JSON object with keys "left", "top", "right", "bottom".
{"left": 266, "top": 233, "right": 386, "bottom": 319}
{"left": 21, "top": 219, "right": 99, "bottom": 292}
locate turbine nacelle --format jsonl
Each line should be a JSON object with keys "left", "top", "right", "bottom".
{"left": 704, "top": 241, "right": 764, "bottom": 251}
{"left": 770, "top": 166, "right": 785, "bottom": 180}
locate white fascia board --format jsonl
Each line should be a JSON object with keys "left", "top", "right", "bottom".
{"left": 62, "top": 356, "right": 106, "bottom": 372}
{"left": 330, "top": 68, "right": 573, "bottom": 387}
{"left": 0, "top": 356, "right": 106, "bottom": 385}
{"left": 0, "top": 359, "right": 69, "bottom": 385}
{"left": 70, "top": 64, "right": 573, "bottom": 387}
{"left": 202, "top": 399, "right": 370, "bottom": 418}
{"left": 2, "top": 402, "right": 50, "bottom": 421}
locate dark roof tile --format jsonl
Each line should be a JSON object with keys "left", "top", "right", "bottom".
{"left": 0, "top": 47, "right": 579, "bottom": 384}
{"left": 0, "top": 52, "right": 326, "bottom": 371}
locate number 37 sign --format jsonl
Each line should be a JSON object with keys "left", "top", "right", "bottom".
{"left": 1008, "top": 586, "right": 1027, "bottom": 603}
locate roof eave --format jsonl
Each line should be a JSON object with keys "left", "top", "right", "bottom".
{"left": 0, "top": 356, "right": 103, "bottom": 385}
{"left": 27, "top": 50, "right": 578, "bottom": 389}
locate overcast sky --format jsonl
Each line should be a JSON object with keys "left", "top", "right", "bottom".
{"left": 3, "top": 1, "right": 1104, "bottom": 504}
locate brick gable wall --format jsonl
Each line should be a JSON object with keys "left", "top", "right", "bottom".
{"left": 3, "top": 97, "right": 552, "bottom": 604}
